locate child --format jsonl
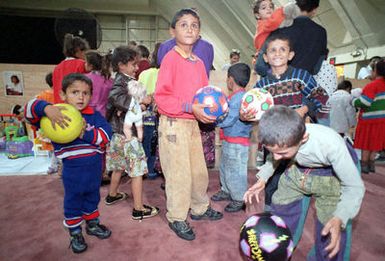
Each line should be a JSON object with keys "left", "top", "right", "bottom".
{"left": 242, "top": 34, "right": 323, "bottom": 209}
{"left": 154, "top": 8, "right": 223, "bottom": 241}
{"left": 105, "top": 45, "right": 159, "bottom": 220}
{"left": 53, "top": 33, "right": 89, "bottom": 103}
{"left": 211, "top": 63, "right": 253, "bottom": 213}
{"left": 253, "top": 0, "right": 300, "bottom": 54}
{"left": 329, "top": 80, "right": 357, "bottom": 137}
{"left": 138, "top": 42, "right": 161, "bottom": 179}
{"left": 244, "top": 105, "right": 365, "bottom": 260}
{"left": 353, "top": 59, "right": 385, "bottom": 174}
{"left": 85, "top": 50, "right": 113, "bottom": 117}
{"left": 36, "top": 72, "right": 59, "bottom": 174}
{"left": 24, "top": 73, "right": 112, "bottom": 254}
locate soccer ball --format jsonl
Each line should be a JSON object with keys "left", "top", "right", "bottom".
{"left": 192, "top": 86, "right": 229, "bottom": 120}
{"left": 241, "top": 88, "right": 274, "bottom": 121}
{"left": 240, "top": 212, "right": 293, "bottom": 261}
{"left": 40, "top": 103, "right": 83, "bottom": 144}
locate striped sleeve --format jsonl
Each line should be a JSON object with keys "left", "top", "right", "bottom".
{"left": 24, "top": 98, "right": 50, "bottom": 127}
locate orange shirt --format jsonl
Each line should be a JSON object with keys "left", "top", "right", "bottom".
{"left": 254, "top": 7, "right": 285, "bottom": 52}
{"left": 36, "top": 89, "right": 54, "bottom": 103}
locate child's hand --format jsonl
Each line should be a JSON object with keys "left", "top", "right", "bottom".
{"left": 239, "top": 107, "right": 257, "bottom": 121}
{"left": 295, "top": 106, "right": 308, "bottom": 118}
{"left": 243, "top": 179, "right": 266, "bottom": 204}
{"left": 192, "top": 103, "right": 216, "bottom": 124}
{"left": 78, "top": 118, "right": 87, "bottom": 139}
{"left": 44, "top": 105, "right": 71, "bottom": 130}
{"left": 322, "top": 216, "right": 342, "bottom": 258}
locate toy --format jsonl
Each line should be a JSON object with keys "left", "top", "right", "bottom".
{"left": 40, "top": 103, "right": 83, "bottom": 144}
{"left": 192, "top": 86, "right": 229, "bottom": 120}
{"left": 240, "top": 212, "right": 293, "bottom": 261}
{"left": 241, "top": 88, "right": 274, "bottom": 121}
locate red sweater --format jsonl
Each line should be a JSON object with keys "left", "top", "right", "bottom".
{"left": 53, "top": 58, "right": 86, "bottom": 103}
{"left": 155, "top": 48, "right": 208, "bottom": 119}
{"left": 254, "top": 7, "right": 285, "bottom": 52}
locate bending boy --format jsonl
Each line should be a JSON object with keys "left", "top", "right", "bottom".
{"left": 244, "top": 105, "right": 365, "bottom": 260}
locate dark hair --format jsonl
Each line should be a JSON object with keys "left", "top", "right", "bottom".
{"left": 62, "top": 73, "right": 93, "bottom": 94}
{"left": 228, "top": 63, "right": 251, "bottom": 87}
{"left": 265, "top": 33, "right": 293, "bottom": 52}
{"left": 111, "top": 46, "right": 138, "bottom": 72}
{"left": 337, "top": 80, "right": 352, "bottom": 91}
{"left": 171, "top": 8, "right": 200, "bottom": 29}
{"left": 369, "top": 56, "right": 382, "bottom": 70}
{"left": 253, "top": 0, "right": 274, "bottom": 16}
{"left": 296, "top": 0, "right": 319, "bottom": 13}
{"left": 258, "top": 105, "right": 306, "bottom": 147}
{"left": 63, "top": 33, "right": 90, "bottom": 58}
{"left": 11, "top": 75, "right": 20, "bottom": 84}
{"left": 137, "top": 45, "right": 150, "bottom": 59}
{"left": 85, "top": 50, "right": 111, "bottom": 80}
{"left": 45, "top": 72, "right": 53, "bottom": 88}
{"left": 375, "top": 59, "right": 385, "bottom": 77}
{"left": 150, "top": 42, "right": 161, "bottom": 68}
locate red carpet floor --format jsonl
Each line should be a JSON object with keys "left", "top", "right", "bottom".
{"left": 0, "top": 164, "right": 384, "bottom": 261}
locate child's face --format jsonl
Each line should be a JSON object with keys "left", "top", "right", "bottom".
{"left": 119, "top": 57, "right": 139, "bottom": 78}
{"left": 171, "top": 14, "right": 200, "bottom": 47}
{"left": 256, "top": 0, "right": 274, "bottom": 20}
{"left": 265, "top": 143, "right": 301, "bottom": 161}
{"left": 263, "top": 39, "right": 294, "bottom": 69}
{"left": 60, "top": 80, "right": 92, "bottom": 111}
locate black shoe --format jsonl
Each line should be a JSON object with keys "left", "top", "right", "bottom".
{"left": 190, "top": 207, "right": 223, "bottom": 221}
{"left": 369, "top": 161, "right": 376, "bottom": 173}
{"left": 132, "top": 204, "right": 160, "bottom": 220}
{"left": 169, "top": 221, "right": 195, "bottom": 241}
{"left": 86, "top": 222, "right": 112, "bottom": 239}
{"left": 104, "top": 192, "right": 128, "bottom": 205}
{"left": 211, "top": 190, "right": 231, "bottom": 201}
{"left": 224, "top": 200, "right": 245, "bottom": 213}
{"left": 360, "top": 161, "right": 370, "bottom": 174}
{"left": 69, "top": 231, "right": 87, "bottom": 254}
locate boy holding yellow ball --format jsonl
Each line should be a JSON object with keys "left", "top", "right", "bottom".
{"left": 24, "top": 73, "right": 112, "bottom": 254}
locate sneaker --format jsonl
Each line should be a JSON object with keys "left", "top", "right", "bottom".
{"left": 86, "top": 223, "right": 111, "bottom": 239}
{"left": 211, "top": 190, "right": 231, "bottom": 201}
{"left": 47, "top": 166, "right": 58, "bottom": 174}
{"left": 169, "top": 221, "right": 195, "bottom": 241}
{"left": 224, "top": 200, "right": 245, "bottom": 213}
{"left": 104, "top": 192, "right": 128, "bottom": 205}
{"left": 132, "top": 204, "right": 160, "bottom": 220}
{"left": 147, "top": 172, "right": 159, "bottom": 180}
{"left": 69, "top": 231, "right": 87, "bottom": 254}
{"left": 190, "top": 207, "right": 223, "bottom": 221}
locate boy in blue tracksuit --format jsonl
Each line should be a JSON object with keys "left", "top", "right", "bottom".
{"left": 24, "top": 73, "right": 112, "bottom": 254}
{"left": 211, "top": 63, "right": 253, "bottom": 212}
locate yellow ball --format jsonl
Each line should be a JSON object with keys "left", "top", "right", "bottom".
{"left": 40, "top": 103, "right": 83, "bottom": 144}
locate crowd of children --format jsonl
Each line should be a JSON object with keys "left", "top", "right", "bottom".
{"left": 17, "top": 1, "right": 385, "bottom": 259}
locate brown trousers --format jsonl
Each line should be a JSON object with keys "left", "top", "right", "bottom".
{"left": 159, "top": 115, "right": 209, "bottom": 222}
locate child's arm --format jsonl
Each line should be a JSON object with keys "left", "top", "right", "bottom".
{"left": 352, "top": 82, "right": 376, "bottom": 109}
{"left": 243, "top": 154, "right": 276, "bottom": 203}
{"left": 123, "top": 122, "right": 132, "bottom": 141}
{"left": 216, "top": 94, "right": 239, "bottom": 127}
{"left": 24, "top": 98, "right": 70, "bottom": 129}
{"left": 81, "top": 111, "right": 112, "bottom": 147}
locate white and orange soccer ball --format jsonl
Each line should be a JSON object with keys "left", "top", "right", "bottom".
{"left": 241, "top": 88, "right": 274, "bottom": 121}
{"left": 192, "top": 85, "right": 229, "bottom": 120}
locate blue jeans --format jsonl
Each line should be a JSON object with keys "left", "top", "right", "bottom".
{"left": 143, "top": 124, "right": 156, "bottom": 174}
{"left": 219, "top": 141, "right": 249, "bottom": 201}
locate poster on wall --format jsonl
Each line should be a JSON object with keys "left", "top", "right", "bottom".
{"left": 3, "top": 71, "right": 24, "bottom": 96}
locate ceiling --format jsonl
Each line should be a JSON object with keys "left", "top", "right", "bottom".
{"left": 1, "top": 0, "right": 384, "bottom": 68}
